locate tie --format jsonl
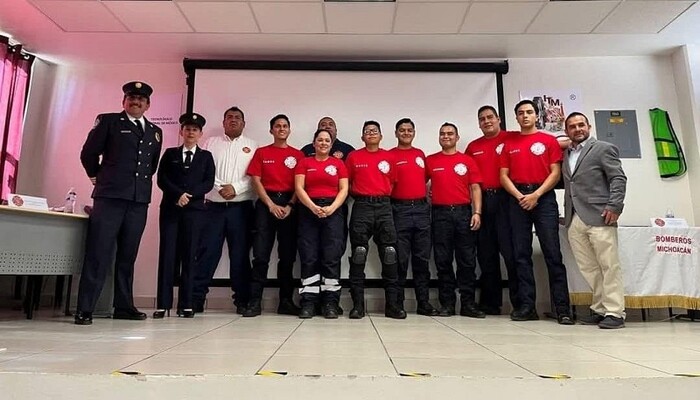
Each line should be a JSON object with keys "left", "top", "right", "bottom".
{"left": 134, "top": 119, "right": 145, "bottom": 136}
{"left": 184, "top": 150, "right": 193, "bottom": 168}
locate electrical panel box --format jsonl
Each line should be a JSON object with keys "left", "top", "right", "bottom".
{"left": 593, "top": 110, "right": 641, "bottom": 158}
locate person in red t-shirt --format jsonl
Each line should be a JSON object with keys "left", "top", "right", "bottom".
{"left": 244, "top": 114, "right": 303, "bottom": 317}
{"left": 389, "top": 118, "right": 438, "bottom": 316}
{"left": 499, "top": 100, "right": 572, "bottom": 325}
{"left": 426, "top": 122, "right": 484, "bottom": 318}
{"left": 465, "top": 106, "right": 518, "bottom": 316}
{"left": 345, "top": 120, "right": 405, "bottom": 319}
{"left": 294, "top": 129, "right": 349, "bottom": 319}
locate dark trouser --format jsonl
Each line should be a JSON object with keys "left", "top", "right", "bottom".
{"left": 348, "top": 198, "right": 400, "bottom": 303}
{"left": 432, "top": 205, "right": 477, "bottom": 308}
{"left": 392, "top": 201, "right": 432, "bottom": 304}
{"left": 250, "top": 193, "right": 297, "bottom": 301}
{"left": 77, "top": 198, "right": 148, "bottom": 313}
{"left": 156, "top": 207, "right": 205, "bottom": 310}
{"left": 192, "top": 200, "right": 254, "bottom": 308}
{"left": 297, "top": 198, "right": 344, "bottom": 307}
{"left": 477, "top": 190, "right": 519, "bottom": 310}
{"left": 508, "top": 188, "right": 571, "bottom": 314}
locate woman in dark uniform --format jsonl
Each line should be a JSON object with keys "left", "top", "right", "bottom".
{"left": 294, "top": 129, "right": 349, "bottom": 319}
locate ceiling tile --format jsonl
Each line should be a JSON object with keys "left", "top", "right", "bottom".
{"left": 461, "top": 2, "right": 543, "bottom": 34}
{"left": 251, "top": 2, "right": 325, "bottom": 33}
{"left": 595, "top": 1, "right": 694, "bottom": 33}
{"left": 528, "top": 2, "right": 619, "bottom": 34}
{"left": 30, "top": 0, "right": 126, "bottom": 32}
{"left": 177, "top": 2, "right": 258, "bottom": 33}
{"left": 394, "top": 3, "right": 470, "bottom": 34}
{"left": 104, "top": 1, "right": 193, "bottom": 33}
{"left": 325, "top": 3, "right": 396, "bottom": 34}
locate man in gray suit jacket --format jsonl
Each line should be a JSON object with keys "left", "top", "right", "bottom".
{"left": 562, "top": 112, "right": 627, "bottom": 329}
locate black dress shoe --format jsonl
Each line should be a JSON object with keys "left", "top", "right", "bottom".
{"left": 578, "top": 313, "right": 605, "bottom": 325}
{"left": 478, "top": 305, "right": 502, "bottom": 315}
{"left": 277, "top": 298, "right": 301, "bottom": 316}
{"left": 242, "top": 299, "right": 262, "bottom": 317}
{"left": 385, "top": 306, "right": 407, "bottom": 320}
{"left": 437, "top": 306, "right": 456, "bottom": 317}
{"left": 460, "top": 304, "right": 486, "bottom": 319}
{"left": 299, "top": 304, "right": 314, "bottom": 319}
{"left": 349, "top": 306, "right": 365, "bottom": 319}
{"left": 557, "top": 314, "right": 574, "bottom": 325}
{"left": 177, "top": 309, "right": 195, "bottom": 318}
{"left": 113, "top": 308, "right": 147, "bottom": 320}
{"left": 323, "top": 303, "right": 339, "bottom": 319}
{"left": 152, "top": 309, "right": 169, "bottom": 319}
{"left": 416, "top": 301, "right": 439, "bottom": 316}
{"left": 74, "top": 311, "right": 93, "bottom": 325}
{"left": 510, "top": 306, "right": 539, "bottom": 321}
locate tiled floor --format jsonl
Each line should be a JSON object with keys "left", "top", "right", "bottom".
{"left": 2, "top": 311, "right": 700, "bottom": 399}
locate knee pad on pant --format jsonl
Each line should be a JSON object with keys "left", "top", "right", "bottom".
{"left": 351, "top": 246, "right": 368, "bottom": 264}
{"left": 382, "top": 246, "right": 397, "bottom": 265}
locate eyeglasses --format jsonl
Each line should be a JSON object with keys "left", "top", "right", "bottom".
{"left": 363, "top": 129, "right": 380, "bottom": 136}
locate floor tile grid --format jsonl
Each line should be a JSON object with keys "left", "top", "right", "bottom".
{"left": 366, "top": 313, "right": 406, "bottom": 377}
{"left": 239, "top": 317, "right": 306, "bottom": 376}
{"left": 116, "top": 315, "right": 249, "bottom": 373}
{"left": 426, "top": 316, "right": 541, "bottom": 378}
{"left": 500, "top": 320, "right": 680, "bottom": 377}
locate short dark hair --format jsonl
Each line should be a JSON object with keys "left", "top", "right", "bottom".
{"left": 564, "top": 112, "right": 590, "bottom": 128}
{"left": 363, "top": 120, "right": 381, "bottom": 132}
{"left": 223, "top": 106, "right": 245, "bottom": 121}
{"left": 514, "top": 99, "right": 538, "bottom": 115}
{"left": 313, "top": 128, "right": 332, "bottom": 141}
{"left": 440, "top": 122, "right": 458, "bottom": 135}
{"left": 270, "top": 114, "right": 290, "bottom": 129}
{"left": 395, "top": 118, "right": 415, "bottom": 131}
{"left": 477, "top": 105, "right": 498, "bottom": 118}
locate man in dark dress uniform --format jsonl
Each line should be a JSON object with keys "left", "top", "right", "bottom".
{"left": 75, "top": 81, "right": 162, "bottom": 325}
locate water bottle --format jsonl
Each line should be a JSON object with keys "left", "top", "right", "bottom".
{"left": 665, "top": 208, "right": 675, "bottom": 218}
{"left": 64, "top": 187, "right": 77, "bottom": 214}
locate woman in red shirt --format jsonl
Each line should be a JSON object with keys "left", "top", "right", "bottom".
{"left": 295, "top": 129, "right": 349, "bottom": 319}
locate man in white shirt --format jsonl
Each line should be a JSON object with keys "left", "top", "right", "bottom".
{"left": 191, "top": 106, "right": 258, "bottom": 314}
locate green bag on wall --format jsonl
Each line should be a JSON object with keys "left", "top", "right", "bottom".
{"left": 649, "top": 108, "right": 687, "bottom": 178}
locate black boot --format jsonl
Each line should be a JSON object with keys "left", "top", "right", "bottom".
{"left": 277, "top": 298, "right": 301, "bottom": 316}
{"left": 349, "top": 290, "right": 365, "bottom": 319}
{"left": 385, "top": 291, "right": 407, "bottom": 319}
{"left": 242, "top": 299, "right": 262, "bottom": 317}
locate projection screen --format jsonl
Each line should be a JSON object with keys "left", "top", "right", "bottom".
{"left": 185, "top": 60, "right": 508, "bottom": 281}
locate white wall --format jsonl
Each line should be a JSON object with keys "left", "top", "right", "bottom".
{"left": 504, "top": 56, "right": 695, "bottom": 226}
{"left": 18, "top": 55, "right": 697, "bottom": 305}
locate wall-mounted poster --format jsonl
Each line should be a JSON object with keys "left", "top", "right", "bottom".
{"left": 519, "top": 90, "right": 583, "bottom": 136}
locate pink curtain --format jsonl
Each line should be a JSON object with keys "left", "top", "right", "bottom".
{"left": 0, "top": 36, "right": 34, "bottom": 201}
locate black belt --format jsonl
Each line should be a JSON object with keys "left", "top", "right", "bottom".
{"left": 514, "top": 183, "right": 540, "bottom": 192}
{"left": 391, "top": 198, "right": 427, "bottom": 205}
{"left": 266, "top": 190, "right": 294, "bottom": 198}
{"left": 353, "top": 195, "right": 390, "bottom": 203}
{"left": 311, "top": 197, "right": 335, "bottom": 203}
{"left": 483, "top": 188, "right": 504, "bottom": 196}
{"left": 432, "top": 203, "right": 471, "bottom": 210}
{"left": 206, "top": 200, "right": 250, "bottom": 207}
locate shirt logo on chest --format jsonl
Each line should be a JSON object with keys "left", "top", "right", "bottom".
{"left": 284, "top": 156, "right": 297, "bottom": 169}
{"left": 325, "top": 165, "right": 338, "bottom": 176}
{"left": 243, "top": 147, "right": 251, "bottom": 153}
{"left": 378, "top": 160, "right": 391, "bottom": 174}
{"left": 333, "top": 151, "right": 344, "bottom": 159}
{"left": 415, "top": 157, "right": 425, "bottom": 168}
{"left": 496, "top": 143, "right": 504, "bottom": 155}
{"left": 454, "top": 163, "right": 468, "bottom": 176}
{"left": 530, "top": 142, "right": 545, "bottom": 156}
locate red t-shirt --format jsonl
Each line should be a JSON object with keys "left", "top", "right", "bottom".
{"left": 246, "top": 144, "right": 304, "bottom": 192}
{"left": 466, "top": 130, "right": 509, "bottom": 190}
{"left": 499, "top": 131, "right": 563, "bottom": 184}
{"left": 389, "top": 147, "right": 428, "bottom": 200}
{"left": 295, "top": 156, "right": 348, "bottom": 198}
{"left": 345, "top": 148, "right": 395, "bottom": 196}
{"left": 426, "top": 151, "right": 482, "bottom": 205}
